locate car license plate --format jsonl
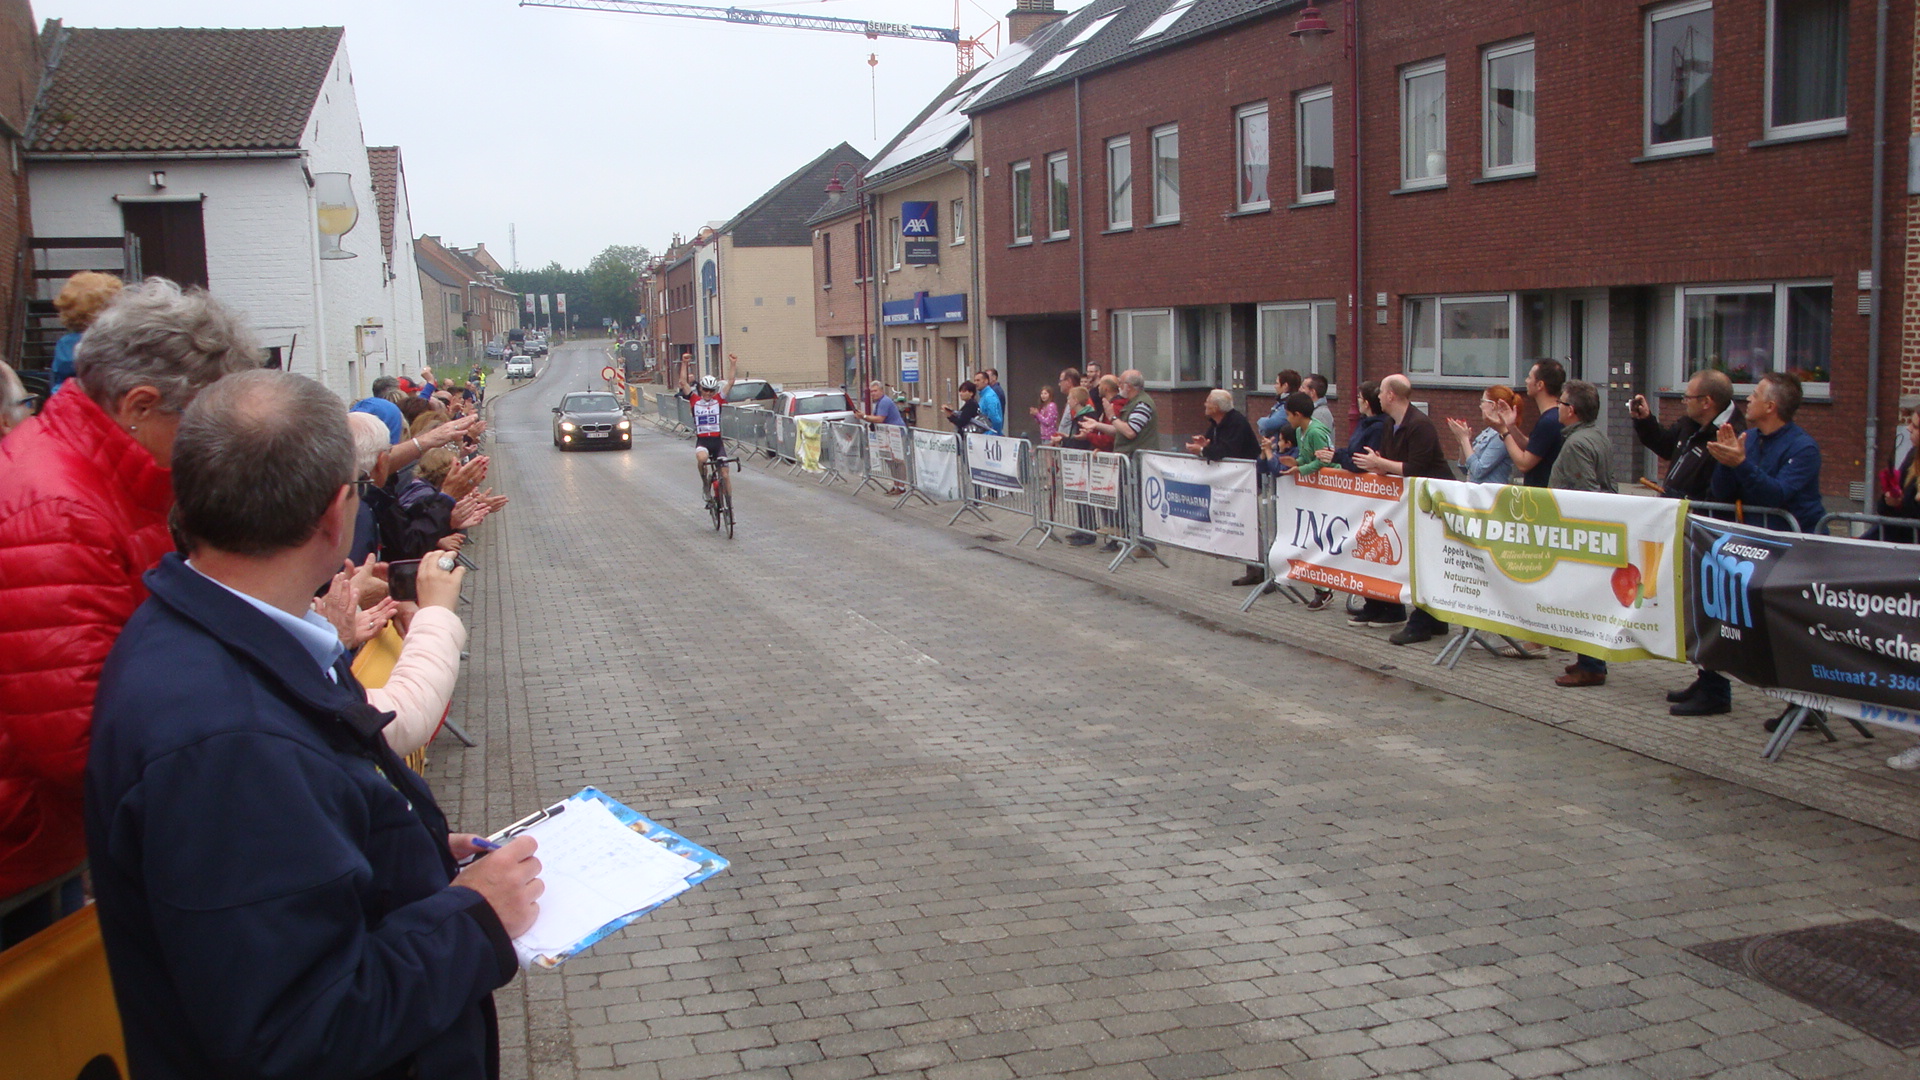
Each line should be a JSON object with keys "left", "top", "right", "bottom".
{"left": 586, "top": 431, "right": 609, "bottom": 438}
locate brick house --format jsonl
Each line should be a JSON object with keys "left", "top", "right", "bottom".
{"left": 967, "top": 0, "right": 1912, "bottom": 502}
{"left": 25, "top": 24, "right": 419, "bottom": 400}
{"left": 415, "top": 234, "right": 517, "bottom": 366}
{"left": 0, "top": 0, "right": 35, "bottom": 370}
{"left": 807, "top": 182, "right": 872, "bottom": 392}
{"left": 658, "top": 243, "right": 698, "bottom": 385}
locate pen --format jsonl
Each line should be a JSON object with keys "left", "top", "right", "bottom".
{"left": 468, "top": 836, "right": 503, "bottom": 852}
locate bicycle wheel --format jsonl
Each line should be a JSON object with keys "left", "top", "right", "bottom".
{"left": 708, "top": 480, "right": 722, "bottom": 530}
{"left": 721, "top": 490, "right": 734, "bottom": 539}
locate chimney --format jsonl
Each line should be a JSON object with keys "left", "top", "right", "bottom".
{"left": 1006, "top": 0, "right": 1065, "bottom": 44}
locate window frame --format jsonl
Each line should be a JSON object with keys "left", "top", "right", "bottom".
{"left": 888, "top": 216, "right": 903, "bottom": 271}
{"left": 1645, "top": 0, "right": 1715, "bottom": 155}
{"left": 1294, "top": 85, "right": 1335, "bottom": 204}
{"left": 1011, "top": 160, "right": 1033, "bottom": 243}
{"left": 1106, "top": 135, "right": 1133, "bottom": 229}
{"left": 1046, "top": 151, "right": 1072, "bottom": 239}
{"left": 1481, "top": 37, "right": 1535, "bottom": 177}
{"left": 1402, "top": 292, "right": 1519, "bottom": 387}
{"left": 822, "top": 232, "right": 833, "bottom": 287}
{"left": 1151, "top": 124, "right": 1181, "bottom": 224}
{"left": 1663, "top": 279, "right": 1834, "bottom": 399}
{"left": 1235, "top": 102, "right": 1272, "bottom": 212}
{"left": 951, "top": 198, "right": 967, "bottom": 245}
{"left": 1110, "top": 307, "right": 1176, "bottom": 386}
{"left": 1764, "top": 0, "right": 1849, "bottom": 139}
{"left": 1256, "top": 300, "right": 1340, "bottom": 395}
{"left": 1400, "top": 58, "right": 1448, "bottom": 189}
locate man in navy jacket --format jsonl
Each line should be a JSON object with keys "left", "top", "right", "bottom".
{"left": 86, "top": 370, "right": 543, "bottom": 1080}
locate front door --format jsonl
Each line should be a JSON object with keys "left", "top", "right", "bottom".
{"left": 1553, "top": 290, "right": 1630, "bottom": 483}
{"left": 120, "top": 200, "right": 208, "bottom": 289}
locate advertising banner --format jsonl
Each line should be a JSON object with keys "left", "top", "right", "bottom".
{"left": 795, "top": 418, "right": 823, "bottom": 473}
{"left": 871, "top": 424, "right": 907, "bottom": 466}
{"left": 1267, "top": 469, "right": 1411, "bottom": 603}
{"left": 523, "top": 293, "right": 535, "bottom": 315}
{"left": 901, "top": 201, "right": 939, "bottom": 264}
{"left": 556, "top": 293, "right": 568, "bottom": 316}
{"left": 538, "top": 294, "right": 550, "bottom": 315}
{"left": 825, "top": 422, "right": 865, "bottom": 482}
{"left": 912, "top": 429, "right": 961, "bottom": 500}
{"left": 1410, "top": 480, "right": 1687, "bottom": 662}
{"left": 901, "top": 350, "right": 920, "bottom": 383}
{"left": 966, "top": 433, "right": 1023, "bottom": 492}
{"left": 1136, "top": 452, "right": 1261, "bottom": 563}
{"left": 1687, "top": 519, "right": 1920, "bottom": 712}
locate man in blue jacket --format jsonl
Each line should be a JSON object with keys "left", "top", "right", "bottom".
{"left": 86, "top": 369, "right": 543, "bottom": 1080}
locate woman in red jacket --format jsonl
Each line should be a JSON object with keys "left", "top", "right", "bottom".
{"left": 0, "top": 278, "right": 258, "bottom": 946}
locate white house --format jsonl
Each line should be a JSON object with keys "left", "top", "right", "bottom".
{"left": 26, "top": 24, "right": 420, "bottom": 400}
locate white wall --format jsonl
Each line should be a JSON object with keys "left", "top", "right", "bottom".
{"left": 384, "top": 157, "right": 428, "bottom": 378}
{"left": 299, "top": 43, "right": 388, "bottom": 400}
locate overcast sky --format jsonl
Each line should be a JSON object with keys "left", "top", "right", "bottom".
{"left": 39, "top": 0, "right": 1092, "bottom": 270}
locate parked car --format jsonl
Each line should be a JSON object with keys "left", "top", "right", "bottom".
{"left": 552, "top": 391, "right": 632, "bottom": 451}
{"left": 774, "top": 389, "right": 857, "bottom": 425}
{"left": 484, "top": 341, "right": 506, "bottom": 359}
{"left": 505, "top": 355, "right": 534, "bottom": 379}
{"left": 725, "top": 379, "right": 779, "bottom": 407}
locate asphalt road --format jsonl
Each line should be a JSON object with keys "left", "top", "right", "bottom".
{"left": 430, "top": 339, "right": 1920, "bottom": 1080}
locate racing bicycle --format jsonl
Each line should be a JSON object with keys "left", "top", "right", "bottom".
{"left": 702, "top": 454, "right": 738, "bottom": 538}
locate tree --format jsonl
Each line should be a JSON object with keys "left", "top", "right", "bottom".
{"left": 504, "top": 245, "right": 651, "bottom": 330}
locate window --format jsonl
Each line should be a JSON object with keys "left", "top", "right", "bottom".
{"left": 1483, "top": 39, "right": 1535, "bottom": 175}
{"left": 1012, "top": 160, "right": 1033, "bottom": 241}
{"left": 1670, "top": 282, "right": 1832, "bottom": 395}
{"left": 952, "top": 199, "right": 967, "bottom": 244}
{"left": 1401, "top": 59, "right": 1447, "bottom": 187}
{"left": 1767, "top": 0, "right": 1848, "bottom": 137}
{"left": 1404, "top": 294, "right": 1514, "bottom": 382}
{"left": 1047, "top": 152, "right": 1071, "bottom": 238}
{"left": 1107, "top": 136, "right": 1133, "bottom": 228}
{"left": 1176, "top": 307, "right": 1226, "bottom": 385}
{"left": 854, "top": 222, "right": 869, "bottom": 279}
{"left": 1135, "top": 0, "right": 1199, "bottom": 41}
{"left": 1152, "top": 125, "right": 1180, "bottom": 223}
{"left": 822, "top": 233, "right": 833, "bottom": 286}
{"left": 1111, "top": 308, "right": 1174, "bottom": 384}
{"left": 889, "top": 217, "right": 903, "bottom": 270}
{"left": 1646, "top": 1, "right": 1714, "bottom": 153}
{"left": 1257, "top": 301, "right": 1339, "bottom": 390}
{"left": 1236, "top": 103, "right": 1271, "bottom": 211}
{"left": 1030, "top": 11, "right": 1121, "bottom": 79}
{"left": 1296, "top": 87, "right": 1335, "bottom": 202}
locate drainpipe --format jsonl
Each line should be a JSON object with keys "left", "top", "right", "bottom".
{"left": 1347, "top": 0, "right": 1364, "bottom": 423}
{"left": 1075, "top": 76, "right": 1089, "bottom": 374}
{"left": 956, "top": 155, "right": 983, "bottom": 409}
{"left": 865, "top": 185, "right": 880, "bottom": 405}
{"left": 1863, "top": 0, "right": 1890, "bottom": 507}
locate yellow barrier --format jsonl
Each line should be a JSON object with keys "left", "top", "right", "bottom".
{"left": 0, "top": 904, "right": 127, "bottom": 1079}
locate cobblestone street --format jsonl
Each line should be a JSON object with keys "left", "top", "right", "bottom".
{"left": 432, "top": 343, "right": 1920, "bottom": 1080}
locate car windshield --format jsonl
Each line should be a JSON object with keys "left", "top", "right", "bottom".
{"left": 566, "top": 394, "right": 620, "bottom": 412}
{"left": 796, "top": 394, "right": 852, "bottom": 415}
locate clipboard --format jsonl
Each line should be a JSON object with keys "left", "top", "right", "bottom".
{"left": 485, "top": 787, "right": 729, "bottom": 969}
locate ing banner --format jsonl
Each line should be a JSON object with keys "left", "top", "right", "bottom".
{"left": 1267, "top": 469, "right": 1411, "bottom": 603}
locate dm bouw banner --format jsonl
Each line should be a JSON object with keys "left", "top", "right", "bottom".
{"left": 911, "top": 429, "right": 961, "bottom": 501}
{"left": 1266, "top": 469, "right": 1411, "bottom": 603}
{"left": 1687, "top": 518, "right": 1920, "bottom": 716}
{"left": 1409, "top": 480, "right": 1687, "bottom": 662}
{"left": 1136, "top": 452, "right": 1261, "bottom": 563}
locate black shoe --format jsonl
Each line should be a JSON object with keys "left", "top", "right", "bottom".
{"left": 1305, "top": 590, "right": 1333, "bottom": 610}
{"left": 1665, "top": 676, "right": 1706, "bottom": 704}
{"left": 1101, "top": 540, "right": 1122, "bottom": 552}
{"left": 1389, "top": 626, "right": 1434, "bottom": 646}
{"left": 1066, "top": 533, "right": 1097, "bottom": 547}
{"left": 1232, "top": 569, "right": 1266, "bottom": 587}
{"left": 1671, "top": 696, "right": 1732, "bottom": 717}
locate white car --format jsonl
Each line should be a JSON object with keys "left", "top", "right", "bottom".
{"left": 775, "top": 389, "right": 858, "bottom": 424}
{"left": 505, "top": 355, "right": 534, "bottom": 379}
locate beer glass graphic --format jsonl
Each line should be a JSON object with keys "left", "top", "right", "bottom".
{"left": 314, "top": 172, "right": 359, "bottom": 260}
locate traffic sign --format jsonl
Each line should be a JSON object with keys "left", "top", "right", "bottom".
{"left": 601, "top": 365, "right": 618, "bottom": 382}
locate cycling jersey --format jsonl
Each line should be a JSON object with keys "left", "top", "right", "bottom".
{"left": 691, "top": 394, "right": 723, "bottom": 437}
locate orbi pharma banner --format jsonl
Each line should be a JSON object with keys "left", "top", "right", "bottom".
{"left": 912, "top": 429, "right": 961, "bottom": 501}
{"left": 1410, "top": 480, "right": 1686, "bottom": 662}
{"left": 965, "top": 433, "right": 1023, "bottom": 492}
{"left": 1137, "top": 453, "right": 1261, "bottom": 563}
{"left": 1267, "top": 469, "right": 1410, "bottom": 603}
{"left": 1688, "top": 518, "right": 1920, "bottom": 713}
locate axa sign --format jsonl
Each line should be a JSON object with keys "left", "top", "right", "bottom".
{"left": 900, "top": 202, "right": 937, "bottom": 236}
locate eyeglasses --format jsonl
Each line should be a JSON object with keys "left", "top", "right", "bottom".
{"left": 348, "top": 477, "right": 378, "bottom": 499}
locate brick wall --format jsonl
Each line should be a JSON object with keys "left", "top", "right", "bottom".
{"left": 813, "top": 210, "right": 868, "bottom": 338}
{"left": 719, "top": 238, "right": 831, "bottom": 388}
{"left": 0, "top": 0, "right": 37, "bottom": 362}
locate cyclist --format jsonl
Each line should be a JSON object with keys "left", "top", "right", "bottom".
{"left": 690, "top": 374, "right": 729, "bottom": 505}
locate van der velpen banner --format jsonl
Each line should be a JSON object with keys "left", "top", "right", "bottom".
{"left": 1409, "top": 480, "right": 1686, "bottom": 662}
{"left": 1267, "top": 469, "right": 1411, "bottom": 603}
{"left": 1687, "top": 518, "right": 1920, "bottom": 713}
{"left": 1136, "top": 452, "right": 1261, "bottom": 563}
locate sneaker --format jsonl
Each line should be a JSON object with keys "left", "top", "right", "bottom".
{"left": 1389, "top": 626, "right": 1434, "bottom": 646}
{"left": 1671, "top": 695, "right": 1732, "bottom": 716}
{"left": 1306, "top": 590, "right": 1334, "bottom": 611}
{"left": 1888, "top": 746, "right": 1920, "bottom": 771}
{"left": 1347, "top": 613, "right": 1377, "bottom": 626}
{"left": 1232, "top": 569, "right": 1266, "bottom": 587}
{"left": 1066, "top": 533, "right": 1097, "bottom": 547}
{"left": 1665, "top": 675, "right": 1706, "bottom": 703}
{"left": 1371, "top": 612, "right": 1407, "bottom": 627}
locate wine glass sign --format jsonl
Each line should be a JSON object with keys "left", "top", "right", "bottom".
{"left": 314, "top": 172, "right": 359, "bottom": 260}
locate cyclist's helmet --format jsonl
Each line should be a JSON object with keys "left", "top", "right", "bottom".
{"left": 699, "top": 375, "right": 720, "bottom": 391}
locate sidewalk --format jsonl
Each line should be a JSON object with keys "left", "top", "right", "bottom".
{"left": 651, "top": 398, "right": 1920, "bottom": 844}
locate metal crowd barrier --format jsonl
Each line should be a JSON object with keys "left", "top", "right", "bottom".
{"left": 773, "top": 414, "right": 800, "bottom": 471}
{"left": 819, "top": 420, "right": 869, "bottom": 488}
{"left": 947, "top": 434, "right": 1041, "bottom": 544}
{"left": 860, "top": 423, "right": 925, "bottom": 505}
{"left": 1814, "top": 510, "right": 1919, "bottom": 543}
{"left": 1028, "top": 446, "right": 1156, "bottom": 571}
{"left": 1683, "top": 500, "right": 1799, "bottom": 532}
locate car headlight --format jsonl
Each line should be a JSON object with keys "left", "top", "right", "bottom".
{"left": 559, "top": 421, "right": 577, "bottom": 431}
{"left": 617, "top": 420, "right": 631, "bottom": 431}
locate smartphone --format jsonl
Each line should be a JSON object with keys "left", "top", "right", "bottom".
{"left": 386, "top": 559, "right": 420, "bottom": 603}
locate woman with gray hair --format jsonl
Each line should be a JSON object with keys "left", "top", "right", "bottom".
{"left": 0, "top": 278, "right": 258, "bottom": 946}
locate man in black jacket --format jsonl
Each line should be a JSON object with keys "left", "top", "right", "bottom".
{"left": 86, "top": 370, "right": 542, "bottom": 1080}
{"left": 1630, "top": 369, "right": 1739, "bottom": 499}
{"left": 1186, "top": 389, "right": 1265, "bottom": 585}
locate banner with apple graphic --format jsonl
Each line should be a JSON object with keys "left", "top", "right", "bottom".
{"left": 1408, "top": 479, "right": 1688, "bottom": 662}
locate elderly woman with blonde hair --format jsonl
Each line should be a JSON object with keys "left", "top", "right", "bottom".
{"left": 0, "top": 361, "right": 31, "bottom": 437}
{"left": 50, "top": 272, "right": 124, "bottom": 394}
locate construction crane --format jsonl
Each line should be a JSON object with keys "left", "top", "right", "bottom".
{"left": 520, "top": 0, "right": 995, "bottom": 74}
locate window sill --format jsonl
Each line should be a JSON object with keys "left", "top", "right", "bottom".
{"left": 1289, "top": 196, "right": 1335, "bottom": 209}
{"left": 1008, "top": 239, "right": 1034, "bottom": 248}
{"left": 950, "top": 240, "right": 967, "bottom": 246}
{"left": 1145, "top": 219, "right": 1182, "bottom": 229}
{"left": 1226, "top": 206, "right": 1272, "bottom": 218}
{"left": 1043, "top": 234, "right": 1072, "bottom": 244}
{"left": 1390, "top": 182, "right": 1448, "bottom": 196}
{"left": 1102, "top": 225, "right": 1134, "bottom": 235}
{"left": 1749, "top": 129, "right": 1848, "bottom": 149}
{"left": 1471, "top": 170, "right": 1536, "bottom": 185}
{"left": 1632, "top": 146, "right": 1714, "bottom": 163}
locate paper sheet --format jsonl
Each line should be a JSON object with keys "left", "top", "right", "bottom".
{"left": 508, "top": 798, "right": 701, "bottom": 964}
